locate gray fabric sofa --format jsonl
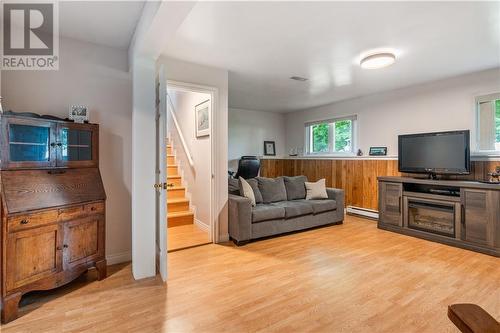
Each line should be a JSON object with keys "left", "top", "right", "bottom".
{"left": 228, "top": 176, "right": 345, "bottom": 245}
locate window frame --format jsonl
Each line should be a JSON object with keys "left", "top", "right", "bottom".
{"left": 304, "top": 115, "right": 357, "bottom": 156}
{"left": 475, "top": 93, "right": 500, "bottom": 154}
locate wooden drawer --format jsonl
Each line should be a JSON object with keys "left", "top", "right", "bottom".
{"left": 58, "top": 202, "right": 104, "bottom": 221}
{"left": 85, "top": 202, "right": 104, "bottom": 215}
{"left": 8, "top": 210, "right": 59, "bottom": 233}
{"left": 58, "top": 205, "right": 86, "bottom": 221}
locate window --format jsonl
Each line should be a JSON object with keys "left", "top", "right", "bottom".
{"left": 306, "top": 116, "right": 356, "bottom": 155}
{"left": 477, "top": 93, "right": 500, "bottom": 152}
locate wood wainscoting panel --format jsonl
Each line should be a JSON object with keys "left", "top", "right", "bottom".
{"left": 260, "top": 159, "right": 499, "bottom": 211}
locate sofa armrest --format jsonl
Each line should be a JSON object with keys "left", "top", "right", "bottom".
{"left": 326, "top": 188, "right": 345, "bottom": 213}
{"left": 228, "top": 194, "right": 253, "bottom": 242}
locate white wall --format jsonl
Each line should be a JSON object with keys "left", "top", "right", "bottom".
{"left": 228, "top": 108, "right": 286, "bottom": 172}
{"left": 168, "top": 90, "right": 211, "bottom": 227}
{"left": 157, "top": 56, "right": 229, "bottom": 241}
{"left": 285, "top": 68, "right": 500, "bottom": 157}
{"left": 131, "top": 56, "right": 156, "bottom": 279}
{"left": 2, "top": 37, "right": 133, "bottom": 264}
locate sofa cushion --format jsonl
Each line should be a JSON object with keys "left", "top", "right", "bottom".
{"left": 283, "top": 176, "right": 307, "bottom": 200}
{"left": 228, "top": 177, "right": 240, "bottom": 195}
{"left": 271, "top": 201, "right": 314, "bottom": 218}
{"left": 297, "top": 199, "right": 337, "bottom": 214}
{"left": 239, "top": 178, "right": 263, "bottom": 203}
{"left": 252, "top": 204, "right": 285, "bottom": 223}
{"left": 256, "top": 177, "right": 287, "bottom": 203}
{"left": 239, "top": 177, "right": 256, "bottom": 206}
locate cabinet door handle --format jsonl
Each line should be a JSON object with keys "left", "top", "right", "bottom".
{"left": 50, "top": 142, "right": 57, "bottom": 148}
{"left": 63, "top": 244, "right": 68, "bottom": 248}
{"left": 461, "top": 204, "right": 465, "bottom": 225}
{"left": 56, "top": 246, "right": 62, "bottom": 251}
{"left": 399, "top": 196, "right": 402, "bottom": 213}
{"left": 57, "top": 142, "right": 63, "bottom": 147}
{"left": 20, "top": 219, "right": 29, "bottom": 225}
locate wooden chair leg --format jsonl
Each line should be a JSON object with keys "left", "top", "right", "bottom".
{"left": 1, "top": 292, "right": 22, "bottom": 324}
{"left": 95, "top": 259, "right": 107, "bottom": 281}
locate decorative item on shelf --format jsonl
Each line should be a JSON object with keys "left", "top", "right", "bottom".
{"left": 357, "top": 149, "right": 363, "bottom": 156}
{"left": 195, "top": 99, "right": 210, "bottom": 137}
{"left": 69, "top": 105, "right": 89, "bottom": 123}
{"left": 264, "top": 141, "right": 276, "bottom": 156}
{"left": 487, "top": 166, "right": 500, "bottom": 183}
{"left": 0, "top": 96, "right": 3, "bottom": 113}
{"left": 289, "top": 147, "right": 298, "bottom": 156}
{"left": 369, "top": 146, "right": 388, "bottom": 156}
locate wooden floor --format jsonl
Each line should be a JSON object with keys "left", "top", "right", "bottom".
{"left": 167, "top": 223, "right": 210, "bottom": 252}
{"left": 2, "top": 216, "right": 499, "bottom": 332}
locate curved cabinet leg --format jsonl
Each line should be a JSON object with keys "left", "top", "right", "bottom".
{"left": 1, "top": 292, "right": 22, "bottom": 324}
{"left": 95, "top": 259, "right": 107, "bottom": 281}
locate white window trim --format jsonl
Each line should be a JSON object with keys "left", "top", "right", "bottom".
{"left": 304, "top": 115, "right": 357, "bottom": 156}
{"left": 475, "top": 93, "right": 500, "bottom": 155}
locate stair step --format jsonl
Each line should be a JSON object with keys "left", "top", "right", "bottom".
{"left": 167, "top": 155, "right": 175, "bottom": 164}
{"left": 167, "top": 174, "right": 181, "bottom": 186}
{"left": 167, "top": 210, "right": 194, "bottom": 227}
{"left": 167, "top": 165, "right": 178, "bottom": 176}
{"left": 168, "top": 198, "right": 190, "bottom": 212}
{"left": 167, "top": 186, "right": 185, "bottom": 198}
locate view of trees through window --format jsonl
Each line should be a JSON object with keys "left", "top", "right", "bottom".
{"left": 311, "top": 119, "right": 352, "bottom": 153}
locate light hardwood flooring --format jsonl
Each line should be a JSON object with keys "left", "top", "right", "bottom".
{"left": 167, "top": 223, "right": 210, "bottom": 252}
{"left": 2, "top": 216, "right": 499, "bottom": 332}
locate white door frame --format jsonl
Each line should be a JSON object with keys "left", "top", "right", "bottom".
{"left": 165, "top": 79, "right": 219, "bottom": 244}
{"left": 156, "top": 65, "right": 168, "bottom": 281}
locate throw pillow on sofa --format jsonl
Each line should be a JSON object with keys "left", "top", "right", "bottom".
{"left": 239, "top": 177, "right": 256, "bottom": 206}
{"left": 283, "top": 175, "right": 307, "bottom": 200}
{"left": 305, "top": 179, "right": 328, "bottom": 200}
{"left": 256, "top": 177, "right": 287, "bottom": 203}
{"left": 238, "top": 178, "right": 263, "bottom": 203}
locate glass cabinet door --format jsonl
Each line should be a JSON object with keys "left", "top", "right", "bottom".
{"left": 1, "top": 118, "right": 57, "bottom": 169}
{"left": 56, "top": 123, "right": 98, "bottom": 167}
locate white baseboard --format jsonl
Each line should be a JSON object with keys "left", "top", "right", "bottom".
{"left": 346, "top": 206, "right": 379, "bottom": 219}
{"left": 218, "top": 234, "right": 229, "bottom": 243}
{"left": 194, "top": 218, "right": 209, "bottom": 232}
{"left": 106, "top": 250, "right": 132, "bottom": 265}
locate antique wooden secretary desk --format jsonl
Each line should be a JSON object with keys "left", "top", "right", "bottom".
{"left": 0, "top": 111, "right": 106, "bottom": 323}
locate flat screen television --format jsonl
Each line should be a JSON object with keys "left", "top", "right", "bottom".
{"left": 398, "top": 130, "right": 470, "bottom": 177}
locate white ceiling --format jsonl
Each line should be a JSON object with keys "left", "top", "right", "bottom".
{"left": 162, "top": 1, "right": 500, "bottom": 112}
{"left": 59, "top": 1, "right": 145, "bottom": 50}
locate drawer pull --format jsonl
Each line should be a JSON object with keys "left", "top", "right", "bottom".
{"left": 91, "top": 206, "right": 96, "bottom": 211}
{"left": 20, "top": 219, "right": 29, "bottom": 225}
{"left": 57, "top": 246, "right": 62, "bottom": 251}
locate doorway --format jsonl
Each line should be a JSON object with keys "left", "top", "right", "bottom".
{"left": 164, "top": 81, "right": 217, "bottom": 252}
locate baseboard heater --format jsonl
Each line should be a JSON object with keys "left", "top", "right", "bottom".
{"left": 346, "top": 206, "right": 379, "bottom": 219}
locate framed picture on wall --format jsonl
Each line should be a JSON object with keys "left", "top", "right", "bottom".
{"left": 264, "top": 141, "right": 276, "bottom": 156}
{"left": 195, "top": 99, "right": 210, "bottom": 137}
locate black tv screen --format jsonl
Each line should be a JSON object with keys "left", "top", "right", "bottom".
{"left": 398, "top": 130, "right": 470, "bottom": 175}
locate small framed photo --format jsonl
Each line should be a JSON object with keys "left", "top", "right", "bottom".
{"left": 195, "top": 99, "right": 210, "bottom": 137}
{"left": 264, "top": 141, "right": 276, "bottom": 156}
{"left": 69, "top": 105, "right": 89, "bottom": 123}
{"left": 369, "top": 146, "right": 387, "bottom": 156}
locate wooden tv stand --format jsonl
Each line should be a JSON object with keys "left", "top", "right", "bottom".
{"left": 378, "top": 176, "right": 500, "bottom": 257}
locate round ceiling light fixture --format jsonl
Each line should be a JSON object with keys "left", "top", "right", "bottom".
{"left": 360, "top": 52, "right": 396, "bottom": 69}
